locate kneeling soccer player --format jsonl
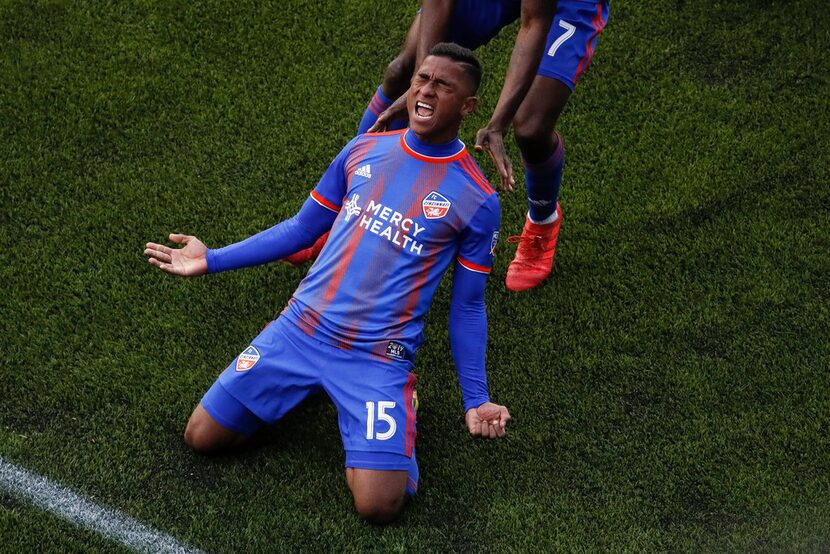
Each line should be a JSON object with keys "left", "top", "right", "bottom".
{"left": 144, "top": 43, "right": 511, "bottom": 524}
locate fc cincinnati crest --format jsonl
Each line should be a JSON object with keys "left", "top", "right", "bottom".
{"left": 236, "top": 346, "right": 260, "bottom": 371}
{"left": 422, "top": 191, "right": 451, "bottom": 219}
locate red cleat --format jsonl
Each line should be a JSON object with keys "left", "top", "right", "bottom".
{"left": 283, "top": 231, "right": 330, "bottom": 266}
{"left": 505, "top": 204, "right": 562, "bottom": 292}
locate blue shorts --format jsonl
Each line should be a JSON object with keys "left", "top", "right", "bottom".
{"left": 444, "top": 0, "right": 522, "bottom": 51}
{"left": 201, "top": 317, "right": 418, "bottom": 470}
{"left": 443, "top": 0, "right": 609, "bottom": 89}
{"left": 537, "top": 0, "right": 610, "bottom": 90}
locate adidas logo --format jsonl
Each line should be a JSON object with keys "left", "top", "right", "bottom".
{"left": 354, "top": 164, "right": 372, "bottom": 179}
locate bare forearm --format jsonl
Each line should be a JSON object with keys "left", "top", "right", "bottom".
{"left": 416, "top": 0, "right": 456, "bottom": 67}
{"left": 486, "top": 2, "right": 554, "bottom": 131}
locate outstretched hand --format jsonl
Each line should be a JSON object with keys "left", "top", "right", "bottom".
{"left": 466, "top": 402, "right": 512, "bottom": 439}
{"left": 144, "top": 233, "right": 208, "bottom": 277}
{"left": 367, "top": 92, "right": 409, "bottom": 133}
{"left": 474, "top": 127, "right": 515, "bottom": 192}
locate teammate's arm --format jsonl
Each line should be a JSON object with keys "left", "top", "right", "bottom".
{"left": 416, "top": 0, "right": 456, "bottom": 68}
{"left": 367, "top": 94, "right": 409, "bottom": 133}
{"left": 475, "top": 0, "right": 555, "bottom": 191}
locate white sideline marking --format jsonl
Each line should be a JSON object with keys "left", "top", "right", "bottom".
{"left": 0, "top": 456, "right": 205, "bottom": 554}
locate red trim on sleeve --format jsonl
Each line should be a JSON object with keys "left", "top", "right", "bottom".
{"left": 368, "top": 93, "right": 384, "bottom": 115}
{"left": 310, "top": 190, "right": 340, "bottom": 212}
{"left": 459, "top": 155, "right": 495, "bottom": 195}
{"left": 457, "top": 256, "right": 491, "bottom": 274}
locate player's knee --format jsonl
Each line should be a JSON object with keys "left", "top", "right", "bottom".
{"left": 513, "top": 112, "right": 552, "bottom": 150}
{"left": 183, "top": 418, "right": 219, "bottom": 453}
{"left": 352, "top": 490, "right": 405, "bottom": 524}
{"left": 354, "top": 499, "right": 404, "bottom": 525}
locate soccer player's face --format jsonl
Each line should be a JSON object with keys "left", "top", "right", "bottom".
{"left": 408, "top": 56, "right": 478, "bottom": 144}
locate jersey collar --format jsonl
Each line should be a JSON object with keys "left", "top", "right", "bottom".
{"left": 401, "top": 129, "right": 466, "bottom": 163}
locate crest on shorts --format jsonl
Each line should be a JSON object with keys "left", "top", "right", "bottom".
{"left": 422, "top": 191, "right": 451, "bottom": 219}
{"left": 490, "top": 230, "right": 500, "bottom": 255}
{"left": 236, "top": 346, "right": 260, "bottom": 371}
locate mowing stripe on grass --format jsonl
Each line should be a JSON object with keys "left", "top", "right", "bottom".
{"left": 0, "top": 456, "right": 205, "bottom": 554}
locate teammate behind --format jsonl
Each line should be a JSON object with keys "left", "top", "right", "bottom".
{"left": 144, "top": 43, "right": 510, "bottom": 524}
{"left": 353, "top": 0, "right": 610, "bottom": 291}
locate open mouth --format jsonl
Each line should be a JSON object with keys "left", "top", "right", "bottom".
{"left": 415, "top": 101, "right": 435, "bottom": 120}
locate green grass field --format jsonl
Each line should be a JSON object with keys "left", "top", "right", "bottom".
{"left": 2, "top": 0, "right": 829, "bottom": 551}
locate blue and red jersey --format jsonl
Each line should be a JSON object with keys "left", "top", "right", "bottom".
{"left": 284, "top": 129, "right": 500, "bottom": 361}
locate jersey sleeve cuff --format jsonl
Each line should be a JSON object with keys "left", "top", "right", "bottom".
{"left": 310, "top": 190, "right": 341, "bottom": 213}
{"left": 205, "top": 249, "right": 219, "bottom": 274}
{"left": 457, "top": 256, "right": 491, "bottom": 274}
{"left": 463, "top": 395, "right": 491, "bottom": 413}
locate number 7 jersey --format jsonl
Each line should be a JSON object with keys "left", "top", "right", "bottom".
{"left": 282, "top": 129, "right": 500, "bottom": 362}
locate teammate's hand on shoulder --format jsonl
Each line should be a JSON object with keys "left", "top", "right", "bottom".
{"left": 144, "top": 233, "right": 208, "bottom": 277}
{"left": 474, "top": 127, "right": 515, "bottom": 192}
{"left": 367, "top": 92, "right": 409, "bottom": 133}
{"left": 466, "top": 401, "right": 511, "bottom": 439}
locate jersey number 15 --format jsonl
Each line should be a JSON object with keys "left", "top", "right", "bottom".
{"left": 365, "top": 401, "right": 396, "bottom": 440}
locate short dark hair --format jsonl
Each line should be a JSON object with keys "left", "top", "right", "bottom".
{"left": 428, "top": 42, "right": 482, "bottom": 93}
